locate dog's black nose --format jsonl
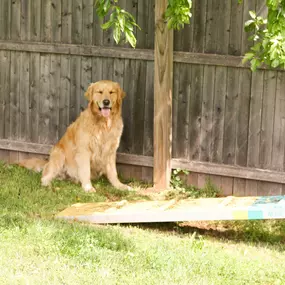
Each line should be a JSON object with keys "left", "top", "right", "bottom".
{"left": 103, "top": 99, "right": 110, "bottom": 106}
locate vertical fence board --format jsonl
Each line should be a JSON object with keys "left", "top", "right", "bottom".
{"left": 229, "top": 0, "right": 243, "bottom": 55}
{"left": 200, "top": 66, "right": 215, "bottom": 162}
{"left": 81, "top": 56, "right": 92, "bottom": 111}
{"left": 72, "top": 0, "right": 82, "bottom": 44}
{"left": 192, "top": 0, "right": 207, "bottom": 53}
{"left": 39, "top": 55, "right": 51, "bottom": 144}
{"left": 91, "top": 57, "right": 103, "bottom": 83}
{"left": 11, "top": 0, "right": 21, "bottom": 40}
{"left": 175, "top": 63, "right": 191, "bottom": 158}
{"left": 260, "top": 71, "right": 277, "bottom": 169}
{"left": 216, "top": 0, "right": 231, "bottom": 55}
{"left": 51, "top": 0, "right": 62, "bottom": 42}
{"left": 272, "top": 72, "right": 285, "bottom": 171}
{"left": 61, "top": 0, "right": 72, "bottom": 43}
{"left": 41, "top": 0, "right": 52, "bottom": 42}
{"left": 82, "top": 0, "right": 93, "bottom": 45}
{"left": 30, "top": 0, "right": 41, "bottom": 41}
{"left": 29, "top": 53, "right": 40, "bottom": 142}
{"left": 10, "top": 52, "right": 20, "bottom": 140}
{"left": 20, "top": 0, "right": 31, "bottom": 40}
{"left": 50, "top": 55, "right": 61, "bottom": 143}
{"left": 70, "top": 56, "right": 81, "bottom": 123}
{"left": 59, "top": 55, "right": 71, "bottom": 138}
{"left": 19, "top": 52, "right": 30, "bottom": 141}
{"left": 0, "top": 0, "right": 11, "bottom": 40}
{"left": 189, "top": 65, "right": 203, "bottom": 160}
{"left": 223, "top": 68, "right": 239, "bottom": 165}
{"left": 211, "top": 66, "right": 226, "bottom": 163}
{"left": 132, "top": 60, "right": 146, "bottom": 155}
{"left": 233, "top": 69, "right": 252, "bottom": 196}
{"left": 121, "top": 59, "right": 135, "bottom": 153}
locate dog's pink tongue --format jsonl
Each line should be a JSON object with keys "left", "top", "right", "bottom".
{"left": 101, "top": 108, "right": 110, "bottom": 117}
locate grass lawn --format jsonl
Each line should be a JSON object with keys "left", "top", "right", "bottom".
{"left": 0, "top": 161, "right": 285, "bottom": 285}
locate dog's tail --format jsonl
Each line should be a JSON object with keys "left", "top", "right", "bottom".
{"left": 17, "top": 158, "right": 48, "bottom": 173}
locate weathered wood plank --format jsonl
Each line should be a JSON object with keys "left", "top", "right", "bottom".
{"left": 39, "top": 54, "right": 51, "bottom": 144}
{"left": 0, "top": 0, "right": 11, "bottom": 40}
{"left": 247, "top": 70, "right": 264, "bottom": 168}
{"left": 51, "top": 0, "right": 62, "bottom": 42}
{"left": 41, "top": 0, "right": 52, "bottom": 42}
{"left": 82, "top": 0, "right": 93, "bottom": 45}
{"left": 19, "top": 52, "right": 30, "bottom": 141}
{"left": 61, "top": 0, "right": 72, "bottom": 43}
{"left": 211, "top": 66, "right": 226, "bottom": 163}
{"left": 121, "top": 59, "right": 135, "bottom": 153}
{"left": 132, "top": 60, "right": 146, "bottom": 155}
{"left": 271, "top": 71, "right": 285, "bottom": 171}
{"left": 236, "top": 69, "right": 252, "bottom": 166}
{"left": 200, "top": 66, "right": 215, "bottom": 162}
{"left": 91, "top": 57, "right": 103, "bottom": 83}
{"left": 70, "top": 56, "right": 81, "bottom": 123}
{"left": 30, "top": 0, "right": 41, "bottom": 41}
{"left": 0, "top": 50, "right": 10, "bottom": 139}
{"left": 223, "top": 68, "right": 239, "bottom": 164}
{"left": 216, "top": 0, "right": 231, "bottom": 54}
{"left": 192, "top": 0, "right": 207, "bottom": 53}
{"left": 20, "top": 0, "right": 31, "bottom": 41}
{"left": 0, "top": 41, "right": 262, "bottom": 69}
{"left": 29, "top": 53, "right": 40, "bottom": 142}
{"left": 11, "top": 0, "right": 21, "bottom": 40}
{"left": 142, "top": 60, "right": 154, "bottom": 183}
{"left": 241, "top": 0, "right": 256, "bottom": 54}
{"left": 229, "top": 0, "right": 243, "bottom": 55}
{"left": 175, "top": 63, "right": 191, "bottom": 158}
{"left": 72, "top": 0, "right": 82, "bottom": 44}
{"left": 59, "top": 55, "right": 71, "bottom": 138}
{"left": 10, "top": 52, "right": 20, "bottom": 140}
{"left": 204, "top": 0, "right": 217, "bottom": 53}
{"left": 234, "top": 69, "right": 252, "bottom": 196}
{"left": 154, "top": 0, "right": 173, "bottom": 189}
{"left": 246, "top": 70, "right": 264, "bottom": 196}
{"left": 260, "top": 71, "right": 277, "bottom": 169}
{"left": 189, "top": 64, "right": 203, "bottom": 160}
{"left": 80, "top": 56, "right": 92, "bottom": 111}
{"left": 49, "top": 55, "right": 61, "bottom": 143}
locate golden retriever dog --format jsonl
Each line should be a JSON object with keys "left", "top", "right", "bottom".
{"left": 18, "top": 80, "right": 130, "bottom": 192}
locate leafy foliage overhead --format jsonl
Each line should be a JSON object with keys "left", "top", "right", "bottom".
{"left": 243, "top": 0, "right": 285, "bottom": 71}
{"left": 95, "top": 0, "right": 192, "bottom": 48}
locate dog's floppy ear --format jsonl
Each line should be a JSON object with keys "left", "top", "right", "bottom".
{"left": 84, "top": 83, "right": 94, "bottom": 101}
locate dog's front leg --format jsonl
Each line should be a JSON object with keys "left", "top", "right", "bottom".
{"left": 106, "top": 158, "right": 131, "bottom": 191}
{"left": 75, "top": 151, "right": 95, "bottom": 192}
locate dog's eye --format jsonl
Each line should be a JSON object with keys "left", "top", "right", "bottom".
{"left": 98, "top": 91, "right": 103, "bottom": 94}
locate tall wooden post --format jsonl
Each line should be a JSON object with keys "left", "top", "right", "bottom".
{"left": 153, "top": 0, "right": 173, "bottom": 189}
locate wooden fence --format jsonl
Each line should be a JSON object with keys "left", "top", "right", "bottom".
{"left": 1, "top": 0, "right": 285, "bottom": 196}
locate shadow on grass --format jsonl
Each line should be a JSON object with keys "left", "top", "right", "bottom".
{"left": 127, "top": 220, "right": 285, "bottom": 250}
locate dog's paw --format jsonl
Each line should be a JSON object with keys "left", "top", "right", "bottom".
{"left": 83, "top": 183, "right": 96, "bottom": 193}
{"left": 41, "top": 176, "right": 50, "bottom": 187}
{"left": 117, "top": 184, "right": 132, "bottom": 191}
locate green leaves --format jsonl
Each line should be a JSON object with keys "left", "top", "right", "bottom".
{"left": 164, "top": 0, "right": 192, "bottom": 30}
{"left": 95, "top": 0, "right": 192, "bottom": 48}
{"left": 95, "top": 0, "right": 139, "bottom": 48}
{"left": 243, "top": 0, "right": 285, "bottom": 71}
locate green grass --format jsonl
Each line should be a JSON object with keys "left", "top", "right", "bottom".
{"left": 1, "top": 161, "right": 285, "bottom": 285}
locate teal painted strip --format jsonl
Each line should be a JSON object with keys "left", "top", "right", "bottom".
{"left": 248, "top": 208, "right": 263, "bottom": 220}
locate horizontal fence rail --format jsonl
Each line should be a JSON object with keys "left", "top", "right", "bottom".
{"left": 0, "top": 40, "right": 256, "bottom": 69}
{"left": 1, "top": 139, "right": 285, "bottom": 185}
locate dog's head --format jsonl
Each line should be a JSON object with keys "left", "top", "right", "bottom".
{"left": 85, "top": 80, "right": 126, "bottom": 118}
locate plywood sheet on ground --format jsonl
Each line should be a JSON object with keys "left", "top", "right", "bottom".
{"left": 56, "top": 196, "right": 285, "bottom": 224}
